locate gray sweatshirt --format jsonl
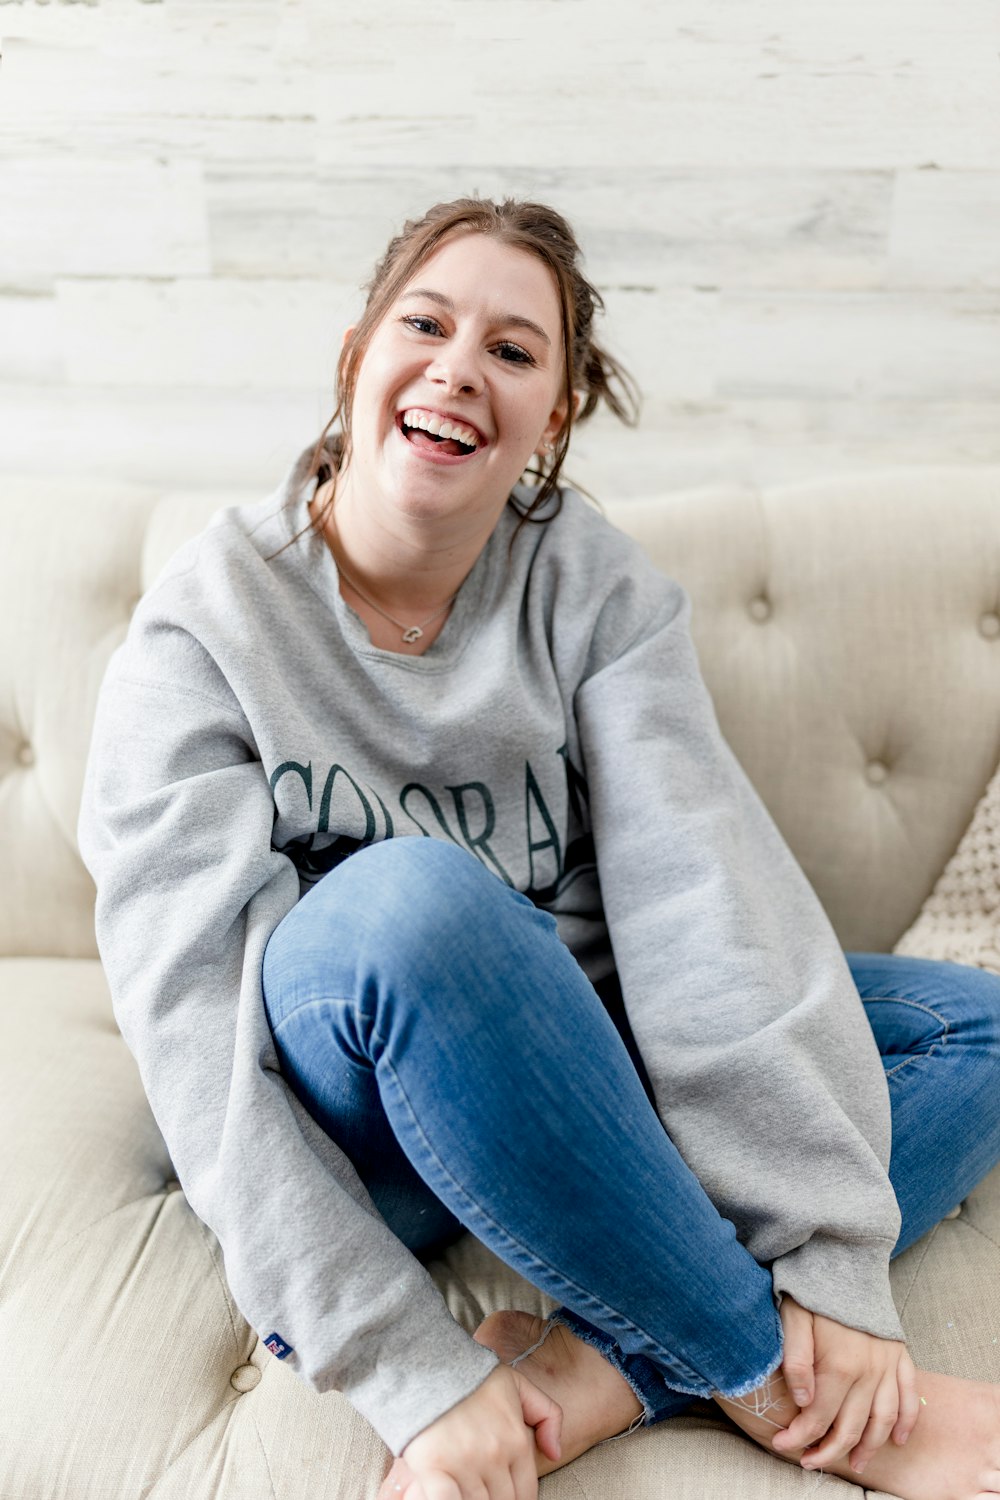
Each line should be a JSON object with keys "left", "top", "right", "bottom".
{"left": 77, "top": 443, "right": 904, "bottom": 1458}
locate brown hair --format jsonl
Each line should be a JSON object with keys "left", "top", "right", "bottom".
{"left": 266, "top": 195, "right": 640, "bottom": 561}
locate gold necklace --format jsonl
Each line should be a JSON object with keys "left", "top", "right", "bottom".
{"left": 325, "top": 505, "right": 460, "bottom": 644}
{"left": 334, "top": 559, "right": 459, "bottom": 644}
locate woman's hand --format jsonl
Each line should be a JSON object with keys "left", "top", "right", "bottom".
{"left": 379, "top": 1362, "right": 562, "bottom": 1500}
{"left": 772, "top": 1294, "right": 922, "bottom": 1474}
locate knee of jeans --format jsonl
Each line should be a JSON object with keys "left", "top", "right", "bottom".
{"left": 295, "top": 836, "right": 527, "bottom": 987}
{"left": 342, "top": 835, "right": 502, "bottom": 908}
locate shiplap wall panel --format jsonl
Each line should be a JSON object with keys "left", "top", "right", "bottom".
{"left": 309, "top": 166, "right": 896, "bottom": 291}
{"left": 57, "top": 279, "right": 357, "bottom": 390}
{"left": 0, "top": 0, "right": 997, "bottom": 496}
{"left": 0, "top": 160, "right": 210, "bottom": 285}
{"left": 719, "top": 293, "right": 1000, "bottom": 400}
{"left": 888, "top": 172, "right": 1000, "bottom": 289}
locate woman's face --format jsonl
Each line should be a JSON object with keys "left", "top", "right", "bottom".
{"left": 342, "top": 232, "right": 570, "bottom": 533}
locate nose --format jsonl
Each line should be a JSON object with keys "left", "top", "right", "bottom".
{"left": 425, "top": 331, "right": 484, "bottom": 397}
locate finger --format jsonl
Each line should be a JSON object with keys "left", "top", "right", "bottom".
{"left": 892, "top": 1349, "right": 922, "bottom": 1445}
{"left": 779, "top": 1298, "right": 816, "bottom": 1408}
{"left": 531, "top": 1407, "right": 562, "bottom": 1466}
{"left": 379, "top": 1458, "right": 412, "bottom": 1500}
{"left": 846, "top": 1372, "right": 900, "bottom": 1473}
{"left": 407, "top": 1474, "right": 461, "bottom": 1500}
{"left": 514, "top": 1374, "right": 563, "bottom": 1464}
{"left": 489, "top": 1467, "right": 518, "bottom": 1500}
{"left": 772, "top": 1369, "right": 852, "bottom": 1453}
{"left": 511, "top": 1447, "right": 539, "bottom": 1500}
{"left": 799, "top": 1380, "right": 878, "bottom": 1470}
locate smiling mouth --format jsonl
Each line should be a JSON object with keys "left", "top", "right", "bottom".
{"left": 395, "top": 412, "right": 484, "bottom": 460}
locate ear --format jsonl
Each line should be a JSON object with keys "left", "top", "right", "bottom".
{"left": 536, "top": 389, "right": 583, "bottom": 456}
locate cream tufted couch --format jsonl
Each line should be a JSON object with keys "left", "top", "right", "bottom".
{"left": 3, "top": 465, "right": 1000, "bottom": 1500}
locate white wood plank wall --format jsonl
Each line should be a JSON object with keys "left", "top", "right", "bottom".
{"left": 0, "top": 0, "right": 997, "bottom": 499}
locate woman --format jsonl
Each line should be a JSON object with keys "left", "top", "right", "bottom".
{"left": 78, "top": 196, "right": 1000, "bottom": 1500}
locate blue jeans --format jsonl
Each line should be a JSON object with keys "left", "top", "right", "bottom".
{"left": 261, "top": 838, "right": 1000, "bottom": 1430}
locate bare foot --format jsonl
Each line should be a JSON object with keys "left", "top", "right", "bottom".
{"left": 380, "top": 1318, "right": 1000, "bottom": 1500}
{"left": 716, "top": 1362, "right": 1000, "bottom": 1500}
{"left": 376, "top": 1309, "right": 639, "bottom": 1497}
{"left": 471, "top": 1309, "right": 644, "bottom": 1476}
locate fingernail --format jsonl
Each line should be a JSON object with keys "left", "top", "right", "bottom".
{"left": 793, "top": 1389, "right": 810, "bottom": 1405}
{"left": 899, "top": 1430, "right": 909, "bottom": 1444}
{"left": 853, "top": 1460, "right": 868, "bottom": 1474}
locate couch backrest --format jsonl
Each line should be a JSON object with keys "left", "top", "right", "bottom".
{"left": 1, "top": 476, "right": 254, "bottom": 961}
{"left": 605, "top": 467, "right": 1000, "bottom": 951}
{"left": 3, "top": 465, "right": 998, "bottom": 960}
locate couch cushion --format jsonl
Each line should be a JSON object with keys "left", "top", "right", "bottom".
{"left": 4, "top": 956, "right": 999, "bottom": 1499}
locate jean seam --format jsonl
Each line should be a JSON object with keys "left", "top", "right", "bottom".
{"left": 379, "top": 1054, "right": 719, "bottom": 1396}
{"left": 861, "top": 995, "right": 950, "bottom": 1078}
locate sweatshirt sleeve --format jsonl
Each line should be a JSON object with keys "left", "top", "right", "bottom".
{"left": 574, "top": 575, "right": 905, "bottom": 1343}
{"left": 76, "top": 634, "right": 500, "bottom": 1457}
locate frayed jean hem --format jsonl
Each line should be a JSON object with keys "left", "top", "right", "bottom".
{"left": 541, "top": 1306, "right": 785, "bottom": 1434}
{"left": 712, "top": 1340, "right": 786, "bottom": 1403}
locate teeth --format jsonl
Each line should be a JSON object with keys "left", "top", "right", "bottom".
{"left": 401, "top": 408, "right": 480, "bottom": 449}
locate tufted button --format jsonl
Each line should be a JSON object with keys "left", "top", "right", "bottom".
{"left": 748, "top": 596, "right": 771, "bottom": 623}
{"left": 17, "top": 742, "right": 35, "bottom": 767}
{"left": 980, "top": 612, "right": 1000, "bottom": 639}
{"left": 230, "top": 1363, "right": 261, "bottom": 1393}
{"left": 866, "top": 760, "right": 889, "bottom": 786}
{"left": 943, "top": 1203, "right": 963, "bottom": 1220}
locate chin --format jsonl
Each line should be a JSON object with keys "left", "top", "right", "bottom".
{"left": 385, "top": 464, "right": 512, "bottom": 524}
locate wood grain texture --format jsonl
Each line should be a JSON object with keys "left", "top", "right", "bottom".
{"left": 0, "top": 0, "right": 997, "bottom": 493}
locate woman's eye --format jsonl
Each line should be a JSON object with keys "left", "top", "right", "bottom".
{"left": 496, "top": 341, "right": 534, "bottom": 365}
{"left": 403, "top": 315, "right": 440, "bottom": 336}
{"left": 400, "top": 316, "right": 534, "bottom": 366}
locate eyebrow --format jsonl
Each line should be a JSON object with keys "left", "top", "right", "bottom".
{"left": 400, "top": 288, "right": 552, "bottom": 348}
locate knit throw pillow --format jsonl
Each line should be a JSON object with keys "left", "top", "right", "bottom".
{"left": 894, "top": 762, "right": 1000, "bottom": 975}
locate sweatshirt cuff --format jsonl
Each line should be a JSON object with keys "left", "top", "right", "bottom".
{"left": 328, "top": 1302, "right": 502, "bottom": 1458}
{"left": 770, "top": 1235, "right": 905, "bottom": 1344}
